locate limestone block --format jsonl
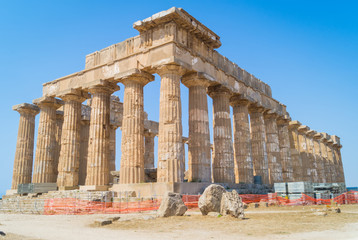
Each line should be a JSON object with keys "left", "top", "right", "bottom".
{"left": 198, "top": 184, "right": 226, "bottom": 215}
{"left": 220, "top": 190, "right": 245, "bottom": 218}
{"left": 157, "top": 192, "right": 187, "bottom": 217}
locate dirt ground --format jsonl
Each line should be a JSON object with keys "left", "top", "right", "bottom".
{"left": 0, "top": 204, "right": 358, "bottom": 240}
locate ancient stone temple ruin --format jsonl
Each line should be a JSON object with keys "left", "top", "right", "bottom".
{"left": 7, "top": 7, "right": 345, "bottom": 196}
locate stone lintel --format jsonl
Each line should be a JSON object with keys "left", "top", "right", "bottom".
{"left": 33, "top": 96, "right": 64, "bottom": 109}
{"left": 248, "top": 102, "right": 266, "bottom": 113}
{"left": 114, "top": 68, "right": 154, "bottom": 86}
{"left": 182, "top": 72, "right": 216, "bottom": 87}
{"left": 133, "top": 7, "right": 221, "bottom": 49}
{"left": 79, "top": 185, "right": 109, "bottom": 191}
{"left": 12, "top": 103, "right": 40, "bottom": 115}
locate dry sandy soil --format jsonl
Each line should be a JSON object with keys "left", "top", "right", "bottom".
{"left": 0, "top": 204, "right": 358, "bottom": 240}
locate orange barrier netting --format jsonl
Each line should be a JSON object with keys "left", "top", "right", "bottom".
{"left": 43, "top": 191, "right": 358, "bottom": 215}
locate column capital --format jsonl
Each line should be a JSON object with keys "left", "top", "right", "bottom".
{"left": 263, "top": 110, "right": 279, "bottom": 120}
{"left": 288, "top": 120, "right": 302, "bottom": 130}
{"left": 248, "top": 103, "right": 266, "bottom": 114}
{"left": 297, "top": 125, "right": 310, "bottom": 134}
{"left": 229, "top": 95, "right": 250, "bottom": 107}
{"left": 313, "top": 132, "right": 323, "bottom": 140}
{"left": 84, "top": 79, "right": 120, "bottom": 94}
{"left": 207, "top": 84, "right": 231, "bottom": 98}
{"left": 144, "top": 129, "right": 157, "bottom": 138}
{"left": 33, "top": 96, "right": 64, "bottom": 109}
{"left": 58, "top": 89, "right": 90, "bottom": 103}
{"left": 114, "top": 68, "right": 154, "bottom": 86}
{"left": 306, "top": 130, "right": 316, "bottom": 138}
{"left": 12, "top": 103, "right": 40, "bottom": 116}
{"left": 327, "top": 139, "right": 334, "bottom": 146}
{"left": 277, "top": 114, "right": 291, "bottom": 125}
{"left": 181, "top": 72, "right": 214, "bottom": 88}
{"left": 156, "top": 64, "right": 187, "bottom": 77}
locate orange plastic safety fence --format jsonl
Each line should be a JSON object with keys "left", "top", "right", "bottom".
{"left": 43, "top": 192, "right": 358, "bottom": 215}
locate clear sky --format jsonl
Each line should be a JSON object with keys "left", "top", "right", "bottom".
{"left": 0, "top": 0, "right": 357, "bottom": 196}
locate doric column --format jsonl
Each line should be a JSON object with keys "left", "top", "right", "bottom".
{"left": 109, "top": 124, "right": 119, "bottom": 183}
{"left": 54, "top": 111, "right": 64, "bottom": 179}
{"left": 297, "top": 125, "right": 311, "bottom": 182}
{"left": 332, "top": 135, "right": 345, "bottom": 183}
{"left": 84, "top": 80, "right": 119, "bottom": 189}
{"left": 313, "top": 133, "right": 326, "bottom": 183}
{"left": 249, "top": 105, "right": 269, "bottom": 184}
{"left": 144, "top": 131, "right": 156, "bottom": 169}
{"left": 306, "top": 130, "right": 319, "bottom": 183}
{"left": 79, "top": 118, "right": 90, "bottom": 186}
{"left": 288, "top": 121, "right": 303, "bottom": 181}
{"left": 326, "top": 138, "right": 337, "bottom": 182}
{"left": 230, "top": 96, "right": 253, "bottom": 184}
{"left": 116, "top": 70, "right": 153, "bottom": 184}
{"left": 277, "top": 116, "right": 293, "bottom": 182}
{"left": 57, "top": 90, "right": 89, "bottom": 189}
{"left": 264, "top": 111, "right": 283, "bottom": 184}
{"left": 208, "top": 85, "right": 235, "bottom": 183}
{"left": 320, "top": 134, "right": 331, "bottom": 183}
{"left": 182, "top": 72, "right": 211, "bottom": 183}
{"left": 156, "top": 65, "right": 186, "bottom": 183}
{"left": 33, "top": 97, "right": 63, "bottom": 183}
{"left": 11, "top": 103, "right": 40, "bottom": 189}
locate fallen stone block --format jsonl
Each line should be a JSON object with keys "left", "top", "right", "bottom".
{"left": 220, "top": 190, "right": 245, "bottom": 218}
{"left": 157, "top": 192, "right": 187, "bottom": 217}
{"left": 198, "top": 184, "right": 226, "bottom": 215}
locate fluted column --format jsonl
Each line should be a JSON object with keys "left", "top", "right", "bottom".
{"left": 57, "top": 90, "right": 88, "bottom": 189}
{"left": 230, "top": 96, "right": 253, "bottom": 184}
{"left": 326, "top": 138, "right": 337, "bottom": 182}
{"left": 306, "top": 130, "right": 319, "bottom": 183}
{"left": 288, "top": 121, "right": 303, "bottom": 181}
{"left": 54, "top": 111, "right": 64, "bottom": 178}
{"left": 249, "top": 105, "right": 269, "bottom": 184}
{"left": 313, "top": 133, "right": 326, "bottom": 183}
{"left": 277, "top": 116, "right": 293, "bottom": 182}
{"left": 156, "top": 65, "right": 186, "bottom": 183}
{"left": 264, "top": 112, "right": 283, "bottom": 184}
{"left": 320, "top": 134, "right": 331, "bottom": 183}
{"left": 208, "top": 85, "right": 235, "bottom": 183}
{"left": 109, "top": 124, "right": 119, "bottom": 183}
{"left": 33, "top": 97, "right": 63, "bottom": 183}
{"left": 182, "top": 73, "right": 211, "bottom": 183}
{"left": 84, "top": 81, "right": 119, "bottom": 189}
{"left": 297, "top": 125, "right": 311, "bottom": 182}
{"left": 117, "top": 71, "right": 153, "bottom": 184}
{"left": 144, "top": 131, "right": 156, "bottom": 169}
{"left": 332, "top": 135, "right": 345, "bottom": 183}
{"left": 11, "top": 103, "right": 40, "bottom": 189}
{"left": 79, "top": 118, "right": 90, "bottom": 186}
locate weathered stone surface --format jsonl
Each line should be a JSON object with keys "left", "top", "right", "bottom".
{"left": 157, "top": 192, "right": 187, "bottom": 217}
{"left": 198, "top": 184, "right": 227, "bottom": 215}
{"left": 220, "top": 190, "right": 245, "bottom": 218}
{"left": 249, "top": 105, "right": 269, "bottom": 184}
{"left": 288, "top": 121, "right": 303, "bottom": 181}
{"left": 156, "top": 65, "right": 186, "bottom": 183}
{"left": 277, "top": 116, "right": 293, "bottom": 182}
{"left": 208, "top": 85, "right": 235, "bottom": 183}
{"left": 11, "top": 103, "right": 40, "bottom": 189}
{"left": 230, "top": 97, "right": 253, "bottom": 184}
{"left": 182, "top": 73, "right": 212, "bottom": 183}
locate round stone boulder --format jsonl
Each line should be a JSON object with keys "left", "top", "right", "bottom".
{"left": 198, "top": 184, "right": 227, "bottom": 215}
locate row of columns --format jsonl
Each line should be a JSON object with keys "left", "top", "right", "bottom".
{"left": 11, "top": 64, "right": 345, "bottom": 190}
{"left": 288, "top": 121, "right": 344, "bottom": 183}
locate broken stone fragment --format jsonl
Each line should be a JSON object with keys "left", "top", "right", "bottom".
{"left": 157, "top": 192, "right": 187, "bottom": 217}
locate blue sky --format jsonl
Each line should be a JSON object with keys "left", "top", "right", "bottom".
{"left": 0, "top": 0, "right": 357, "bottom": 196}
